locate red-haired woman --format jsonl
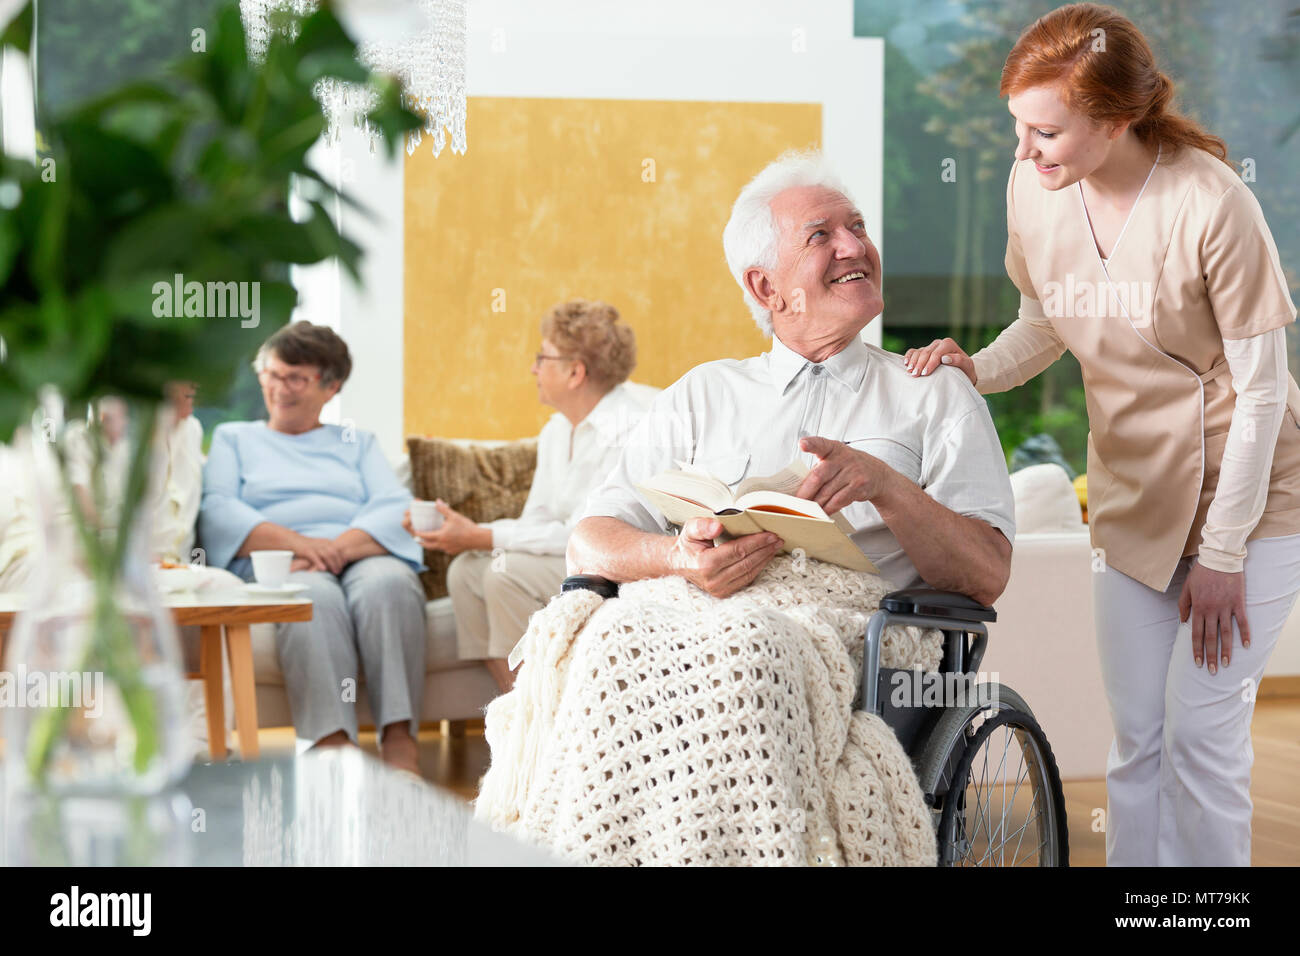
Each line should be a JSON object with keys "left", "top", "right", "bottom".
{"left": 905, "top": 3, "right": 1299, "bottom": 866}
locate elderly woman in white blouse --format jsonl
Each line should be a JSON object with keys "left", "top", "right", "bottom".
{"left": 404, "top": 300, "right": 655, "bottom": 694}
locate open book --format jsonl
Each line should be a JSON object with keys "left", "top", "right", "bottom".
{"left": 636, "top": 459, "right": 879, "bottom": 573}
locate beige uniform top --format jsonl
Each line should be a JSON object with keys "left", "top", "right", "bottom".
{"left": 972, "top": 147, "right": 1300, "bottom": 592}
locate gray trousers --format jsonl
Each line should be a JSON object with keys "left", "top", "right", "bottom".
{"left": 277, "top": 554, "right": 427, "bottom": 745}
{"left": 446, "top": 550, "right": 568, "bottom": 659}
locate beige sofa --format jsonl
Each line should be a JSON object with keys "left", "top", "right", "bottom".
{"left": 979, "top": 529, "right": 1104, "bottom": 781}
{"left": 248, "top": 590, "right": 501, "bottom": 730}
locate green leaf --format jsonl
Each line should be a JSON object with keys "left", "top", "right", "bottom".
{"left": 366, "top": 77, "right": 426, "bottom": 159}
{"left": 101, "top": 273, "right": 199, "bottom": 330}
{"left": 67, "top": 79, "right": 181, "bottom": 126}
{"left": 0, "top": 209, "right": 20, "bottom": 288}
{"left": 202, "top": 4, "right": 256, "bottom": 124}
{"left": 256, "top": 110, "right": 329, "bottom": 173}
{"left": 302, "top": 199, "right": 362, "bottom": 282}
{"left": 0, "top": 378, "right": 35, "bottom": 445}
{"left": 27, "top": 170, "right": 70, "bottom": 294}
{"left": 9, "top": 293, "right": 104, "bottom": 399}
{"left": 293, "top": 9, "right": 369, "bottom": 86}
{"left": 230, "top": 211, "right": 333, "bottom": 265}
{"left": 0, "top": 1, "right": 33, "bottom": 56}
{"left": 294, "top": 168, "right": 375, "bottom": 220}
{"left": 55, "top": 120, "right": 174, "bottom": 218}
{"left": 102, "top": 202, "right": 212, "bottom": 277}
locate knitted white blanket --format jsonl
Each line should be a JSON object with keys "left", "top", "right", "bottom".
{"left": 473, "top": 554, "right": 943, "bottom": 866}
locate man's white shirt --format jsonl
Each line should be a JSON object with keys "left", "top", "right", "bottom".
{"left": 580, "top": 334, "right": 1016, "bottom": 590}
{"left": 487, "top": 381, "right": 659, "bottom": 555}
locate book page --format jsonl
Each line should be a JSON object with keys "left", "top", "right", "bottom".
{"left": 734, "top": 459, "right": 810, "bottom": 499}
{"left": 637, "top": 486, "right": 766, "bottom": 540}
{"left": 733, "top": 490, "right": 828, "bottom": 520}
{"left": 733, "top": 460, "right": 856, "bottom": 536}
{"left": 638, "top": 481, "right": 877, "bottom": 573}
{"left": 637, "top": 486, "right": 717, "bottom": 528}
{"left": 637, "top": 470, "right": 735, "bottom": 514}
{"left": 734, "top": 490, "right": 856, "bottom": 534}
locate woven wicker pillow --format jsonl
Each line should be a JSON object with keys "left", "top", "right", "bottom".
{"left": 405, "top": 436, "right": 538, "bottom": 600}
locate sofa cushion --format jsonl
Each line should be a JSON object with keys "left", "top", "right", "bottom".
{"left": 1010, "top": 463, "right": 1085, "bottom": 533}
{"left": 406, "top": 436, "right": 538, "bottom": 599}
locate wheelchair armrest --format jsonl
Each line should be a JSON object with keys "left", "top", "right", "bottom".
{"left": 880, "top": 587, "right": 996, "bottom": 624}
{"left": 561, "top": 574, "right": 619, "bottom": 599}
{"left": 860, "top": 589, "right": 994, "bottom": 715}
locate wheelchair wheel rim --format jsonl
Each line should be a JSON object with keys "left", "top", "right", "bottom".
{"left": 940, "top": 711, "right": 1060, "bottom": 867}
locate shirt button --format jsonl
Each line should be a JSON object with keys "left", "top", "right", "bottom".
{"left": 811, "top": 365, "right": 824, "bottom": 376}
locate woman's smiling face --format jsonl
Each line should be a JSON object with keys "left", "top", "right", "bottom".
{"left": 1007, "top": 83, "right": 1119, "bottom": 190}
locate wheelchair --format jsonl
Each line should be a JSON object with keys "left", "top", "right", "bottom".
{"left": 561, "top": 574, "right": 1069, "bottom": 867}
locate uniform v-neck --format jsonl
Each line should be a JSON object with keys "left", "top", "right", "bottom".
{"left": 1077, "top": 145, "right": 1161, "bottom": 268}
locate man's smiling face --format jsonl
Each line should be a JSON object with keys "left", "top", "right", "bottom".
{"left": 762, "top": 185, "right": 883, "bottom": 349}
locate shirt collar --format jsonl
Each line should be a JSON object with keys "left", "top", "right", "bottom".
{"left": 768, "top": 333, "right": 869, "bottom": 393}
{"left": 576, "top": 383, "right": 626, "bottom": 433}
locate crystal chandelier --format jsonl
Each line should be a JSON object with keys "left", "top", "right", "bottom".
{"left": 240, "top": 0, "right": 467, "bottom": 157}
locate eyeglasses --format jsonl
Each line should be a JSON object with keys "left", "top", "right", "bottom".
{"left": 258, "top": 368, "right": 320, "bottom": 391}
{"left": 534, "top": 352, "right": 572, "bottom": 365}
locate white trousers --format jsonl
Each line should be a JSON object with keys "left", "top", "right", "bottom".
{"left": 1093, "top": 532, "right": 1300, "bottom": 866}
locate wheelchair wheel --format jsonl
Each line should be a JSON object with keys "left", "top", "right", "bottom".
{"left": 915, "top": 684, "right": 1069, "bottom": 867}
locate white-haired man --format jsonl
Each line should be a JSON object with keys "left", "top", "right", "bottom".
{"left": 568, "top": 150, "right": 1016, "bottom": 605}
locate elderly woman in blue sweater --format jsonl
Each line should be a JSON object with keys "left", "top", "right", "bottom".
{"left": 199, "top": 322, "right": 425, "bottom": 773}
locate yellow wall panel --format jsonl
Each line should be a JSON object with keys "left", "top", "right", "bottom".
{"left": 404, "top": 96, "right": 821, "bottom": 439}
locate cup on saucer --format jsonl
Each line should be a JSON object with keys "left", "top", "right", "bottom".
{"left": 250, "top": 550, "right": 294, "bottom": 589}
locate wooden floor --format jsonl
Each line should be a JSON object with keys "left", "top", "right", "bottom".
{"left": 257, "top": 694, "right": 1300, "bottom": 867}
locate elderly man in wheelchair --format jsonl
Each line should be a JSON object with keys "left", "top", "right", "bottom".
{"left": 475, "top": 150, "right": 1068, "bottom": 867}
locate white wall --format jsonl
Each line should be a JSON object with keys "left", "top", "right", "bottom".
{"left": 307, "top": 0, "right": 884, "bottom": 458}
{"left": 0, "top": 44, "right": 36, "bottom": 162}
{"left": 293, "top": 133, "right": 407, "bottom": 459}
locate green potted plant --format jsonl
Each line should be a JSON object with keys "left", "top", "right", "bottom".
{"left": 0, "top": 0, "right": 419, "bottom": 792}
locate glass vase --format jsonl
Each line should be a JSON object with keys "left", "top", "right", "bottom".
{"left": 2, "top": 406, "right": 191, "bottom": 796}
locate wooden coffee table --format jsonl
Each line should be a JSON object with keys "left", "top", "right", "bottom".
{"left": 0, "top": 591, "right": 311, "bottom": 762}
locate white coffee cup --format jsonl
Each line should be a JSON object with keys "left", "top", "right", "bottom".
{"left": 410, "top": 500, "right": 444, "bottom": 533}
{"left": 251, "top": 550, "right": 294, "bottom": 588}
